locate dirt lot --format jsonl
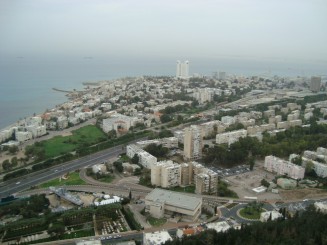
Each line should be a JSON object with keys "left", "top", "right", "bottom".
{"left": 224, "top": 161, "right": 327, "bottom": 202}
{"left": 224, "top": 165, "right": 282, "bottom": 201}
{"left": 279, "top": 188, "right": 327, "bottom": 201}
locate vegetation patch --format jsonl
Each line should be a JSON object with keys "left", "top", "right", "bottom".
{"left": 39, "top": 171, "right": 86, "bottom": 188}
{"left": 217, "top": 180, "right": 239, "bottom": 198}
{"left": 239, "top": 202, "right": 264, "bottom": 220}
{"left": 225, "top": 202, "right": 239, "bottom": 209}
{"left": 26, "top": 125, "right": 106, "bottom": 159}
{"left": 147, "top": 216, "right": 167, "bottom": 227}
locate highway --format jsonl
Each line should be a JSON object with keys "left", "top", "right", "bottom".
{"left": 0, "top": 145, "right": 125, "bottom": 198}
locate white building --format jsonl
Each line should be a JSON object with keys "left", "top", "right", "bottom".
{"left": 260, "top": 211, "right": 283, "bottom": 222}
{"left": 15, "top": 131, "right": 33, "bottom": 142}
{"left": 184, "top": 126, "right": 203, "bottom": 160}
{"left": 206, "top": 221, "right": 230, "bottom": 233}
{"left": 143, "top": 231, "right": 172, "bottom": 245}
{"left": 26, "top": 125, "right": 46, "bottom": 138}
{"left": 176, "top": 60, "right": 189, "bottom": 79}
{"left": 264, "top": 156, "right": 305, "bottom": 179}
{"left": 126, "top": 144, "right": 157, "bottom": 169}
{"left": 221, "top": 116, "right": 235, "bottom": 125}
{"left": 302, "top": 157, "right": 327, "bottom": 178}
{"left": 0, "top": 128, "right": 15, "bottom": 143}
{"left": 138, "top": 151, "right": 157, "bottom": 169}
{"left": 314, "top": 201, "right": 327, "bottom": 214}
{"left": 216, "top": 129, "right": 247, "bottom": 146}
{"left": 102, "top": 113, "right": 137, "bottom": 133}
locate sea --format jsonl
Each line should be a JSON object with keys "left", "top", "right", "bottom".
{"left": 0, "top": 55, "right": 326, "bottom": 130}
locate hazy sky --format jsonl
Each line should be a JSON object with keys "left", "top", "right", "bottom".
{"left": 1, "top": 0, "right": 327, "bottom": 62}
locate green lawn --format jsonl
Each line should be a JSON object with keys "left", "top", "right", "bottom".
{"left": 169, "top": 185, "right": 195, "bottom": 193}
{"left": 147, "top": 216, "right": 167, "bottom": 227}
{"left": 42, "top": 125, "right": 106, "bottom": 158}
{"left": 97, "top": 175, "right": 115, "bottom": 183}
{"left": 39, "top": 172, "right": 86, "bottom": 188}
{"left": 239, "top": 207, "right": 263, "bottom": 220}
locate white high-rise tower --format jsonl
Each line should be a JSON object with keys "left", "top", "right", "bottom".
{"left": 176, "top": 60, "right": 189, "bottom": 79}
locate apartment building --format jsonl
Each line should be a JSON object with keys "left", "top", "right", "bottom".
{"left": 126, "top": 144, "right": 157, "bottom": 169}
{"left": 195, "top": 169, "right": 218, "bottom": 195}
{"left": 216, "top": 129, "right": 247, "bottom": 146}
{"left": 184, "top": 125, "right": 203, "bottom": 160}
{"left": 264, "top": 155, "right": 305, "bottom": 179}
{"left": 151, "top": 160, "right": 181, "bottom": 188}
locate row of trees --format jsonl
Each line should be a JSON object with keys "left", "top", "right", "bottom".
{"left": 164, "top": 206, "right": 327, "bottom": 245}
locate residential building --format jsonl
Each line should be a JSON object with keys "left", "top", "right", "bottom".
{"left": 126, "top": 144, "right": 157, "bottom": 169}
{"left": 176, "top": 60, "right": 189, "bottom": 79}
{"left": 151, "top": 160, "right": 181, "bottom": 188}
{"left": 310, "top": 76, "right": 321, "bottom": 92}
{"left": 216, "top": 129, "right": 247, "bottom": 146}
{"left": 264, "top": 155, "right": 305, "bottom": 179}
{"left": 205, "top": 221, "right": 230, "bottom": 233}
{"left": 184, "top": 126, "right": 203, "bottom": 160}
{"left": 302, "top": 157, "right": 327, "bottom": 178}
{"left": 195, "top": 169, "right": 218, "bottom": 195}
{"left": 260, "top": 211, "right": 283, "bottom": 222}
{"left": 143, "top": 231, "right": 172, "bottom": 245}
{"left": 145, "top": 188, "right": 202, "bottom": 222}
{"left": 176, "top": 226, "right": 203, "bottom": 239}
{"left": 180, "top": 163, "right": 193, "bottom": 186}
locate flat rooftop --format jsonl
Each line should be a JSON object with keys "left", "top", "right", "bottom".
{"left": 145, "top": 188, "right": 202, "bottom": 211}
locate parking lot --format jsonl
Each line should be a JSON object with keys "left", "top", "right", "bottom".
{"left": 207, "top": 164, "right": 251, "bottom": 177}
{"left": 222, "top": 164, "right": 282, "bottom": 201}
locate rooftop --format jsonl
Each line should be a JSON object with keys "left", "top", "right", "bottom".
{"left": 145, "top": 188, "right": 202, "bottom": 211}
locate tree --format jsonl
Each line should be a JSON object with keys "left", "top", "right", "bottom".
{"left": 261, "top": 179, "right": 270, "bottom": 188}
{"left": 131, "top": 154, "right": 139, "bottom": 165}
{"left": 8, "top": 145, "right": 18, "bottom": 155}
{"left": 107, "top": 129, "right": 117, "bottom": 139}
{"left": 248, "top": 157, "right": 255, "bottom": 171}
{"left": 291, "top": 156, "right": 302, "bottom": 166}
{"left": 11, "top": 157, "right": 18, "bottom": 167}
{"left": 48, "top": 222, "right": 65, "bottom": 237}
{"left": 160, "top": 114, "right": 172, "bottom": 123}
{"left": 2, "top": 159, "right": 11, "bottom": 171}
{"left": 113, "top": 161, "right": 124, "bottom": 173}
{"left": 305, "top": 161, "right": 315, "bottom": 176}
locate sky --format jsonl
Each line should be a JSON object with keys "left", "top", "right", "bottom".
{"left": 0, "top": 0, "right": 327, "bottom": 63}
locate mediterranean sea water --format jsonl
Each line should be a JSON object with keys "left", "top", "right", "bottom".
{"left": 0, "top": 55, "right": 326, "bottom": 130}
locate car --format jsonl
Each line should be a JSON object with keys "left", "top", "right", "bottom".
{"left": 117, "top": 235, "right": 121, "bottom": 238}
{"left": 113, "top": 236, "right": 117, "bottom": 239}
{"left": 16, "top": 182, "right": 20, "bottom": 185}
{"left": 54, "top": 169, "right": 58, "bottom": 172}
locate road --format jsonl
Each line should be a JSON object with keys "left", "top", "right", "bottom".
{"left": 0, "top": 145, "right": 124, "bottom": 198}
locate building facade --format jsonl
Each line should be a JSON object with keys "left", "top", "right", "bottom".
{"left": 184, "top": 126, "right": 203, "bottom": 160}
